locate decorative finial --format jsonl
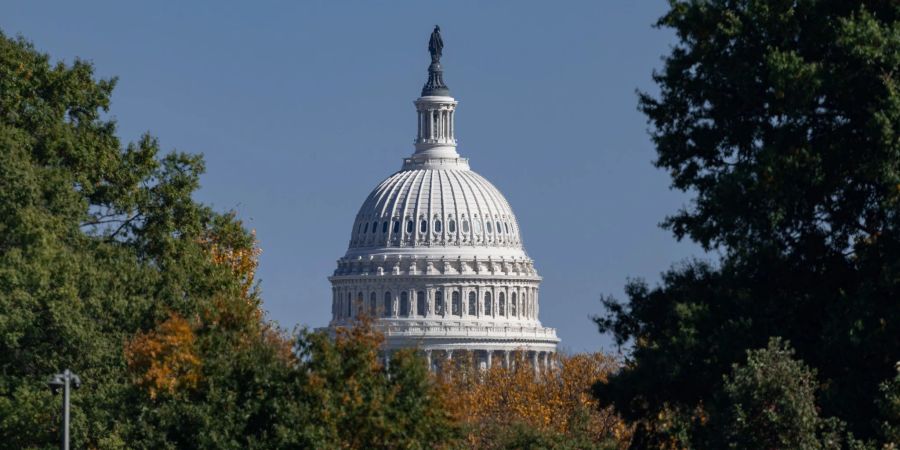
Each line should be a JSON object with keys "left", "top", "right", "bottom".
{"left": 428, "top": 25, "right": 443, "bottom": 63}
{"left": 422, "top": 25, "right": 449, "bottom": 97}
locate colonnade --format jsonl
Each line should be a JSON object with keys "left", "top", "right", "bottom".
{"left": 381, "top": 349, "right": 555, "bottom": 374}
{"left": 331, "top": 284, "right": 540, "bottom": 322}
{"left": 416, "top": 107, "right": 455, "bottom": 143}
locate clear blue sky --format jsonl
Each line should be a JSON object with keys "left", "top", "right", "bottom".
{"left": 4, "top": 1, "right": 703, "bottom": 353}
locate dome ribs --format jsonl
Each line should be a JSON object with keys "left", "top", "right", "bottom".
{"left": 410, "top": 169, "right": 429, "bottom": 245}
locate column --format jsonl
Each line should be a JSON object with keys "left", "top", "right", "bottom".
{"left": 476, "top": 285, "right": 482, "bottom": 318}
{"left": 392, "top": 289, "right": 399, "bottom": 318}
{"left": 485, "top": 350, "right": 492, "bottom": 369}
{"left": 425, "top": 350, "right": 433, "bottom": 372}
{"left": 532, "top": 351, "right": 540, "bottom": 375}
{"left": 493, "top": 287, "right": 498, "bottom": 319}
{"left": 543, "top": 352, "right": 550, "bottom": 372}
{"left": 504, "top": 351, "right": 511, "bottom": 369}
{"left": 430, "top": 110, "right": 435, "bottom": 140}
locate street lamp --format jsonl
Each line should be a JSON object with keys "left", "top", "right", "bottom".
{"left": 48, "top": 369, "right": 81, "bottom": 450}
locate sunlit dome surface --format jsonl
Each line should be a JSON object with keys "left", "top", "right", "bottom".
{"left": 348, "top": 166, "right": 524, "bottom": 253}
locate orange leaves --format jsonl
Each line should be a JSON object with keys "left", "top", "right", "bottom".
{"left": 436, "top": 351, "right": 631, "bottom": 448}
{"left": 124, "top": 312, "right": 201, "bottom": 400}
{"left": 201, "top": 228, "right": 262, "bottom": 301}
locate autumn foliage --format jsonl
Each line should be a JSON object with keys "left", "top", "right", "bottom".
{"left": 124, "top": 312, "right": 202, "bottom": 400}
{"left": 437, "top": 351, "right": 631, "bottom": 448}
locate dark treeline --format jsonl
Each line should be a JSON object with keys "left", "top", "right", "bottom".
{"left": 594, "top": 1, "right": 900, "bottom": 448}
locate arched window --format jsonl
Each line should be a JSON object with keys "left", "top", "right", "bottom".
{"left": 484, "top": 292, "right": 493, "bottom": 315}
{"left": 462, "top": 220, "right": 470, "bottom": 233}
{"left": 383, "top": 292, "right": 392, "bottom": 317}
{"left": 434, "top": 219, "right": 442, "bottom": 233}
{"left": 499, "top": 293, "right": 506, "bottom": 316}
{"left": 511, "top": 292, "right": 517, "bottom": 316}
{"left": 435, "top": 290, "right": 444, "bottom": 315}
{"left": 486, "top": 221, "right": 493, "bottom": 233}
{"left": 416, "top": 291, "right": 426, "bottom": 317}
{"left": 393, "top": 221, "right": 400, "bottom": 233}
{"left": 347, "top": 292, "right": 352, "bottom": 317}
{"left": 496, "top": 222, "right": 502, "bottom": 234}
{"left": 363, "top": 222, "right": 369, "bottom": 233}
{"left": 357, "top": 292, "right": 364, "bottom": 315}
{"left": 400, "top": 292, "right": 409, "bottom": 316}
{"left": 420, "top": 220, "right": 428, "bottom": 233}
{"left": 468, "top": 292, "right": 477, "bottom": 315}
{"left": 369, "top": 292, "right": 377, "bottom": 315}
{"left": 452, "top": 291, "right": 461, "bottom": 316}
{"left": 505, "top": 222, "right": 510, "bottom": 233}
{"left": 371, "top": 221, "right": 378, "bottom": 233}
{"left": 382, "top": 221, "right": 388, "bottom": 233}
{"left": 448, "top": 220, "right": 456, "bottom": 233}
{"left": 357, "top": 223, "right": 363, "bottom": 234}
{"left": 406, "top": 220, "right": 414, "bottom": 233}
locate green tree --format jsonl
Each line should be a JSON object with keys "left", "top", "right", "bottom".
{"left": 0, "top": 30, "right": 456, "bottom": 450}
{"left": 594, "top": 1, "right": 900, "bottom": 446}
{"left": 291, "top": 319, "right": 457, "bottom": 449}
{"left": 876, "top": 369, "right": 900, "bottom": 446}
{"left": 713, "top": 338, "right": 854, "bottom": 449}
{"left": 0, "top": 28, "right": 291, "bottom": 449}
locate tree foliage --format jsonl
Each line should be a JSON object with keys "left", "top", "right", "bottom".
{"left": 438, "top": 352, "right": 628, "bottom": 449}
{"left": 711, "top": 338, "right": 869, "bottom": 449}
{"left": 0, "top": 31, "right": 456, "bottom": 450}
{"left": 594, "top": 0, "right": 900, "bottom": 447}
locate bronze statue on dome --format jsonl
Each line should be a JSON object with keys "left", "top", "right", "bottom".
{"left": 428, "top": 26, "right": 443, "bottom": 62}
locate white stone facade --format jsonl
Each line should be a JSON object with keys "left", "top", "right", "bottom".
{"left": 326, "top": 41, "right": 558, "bottom": 369}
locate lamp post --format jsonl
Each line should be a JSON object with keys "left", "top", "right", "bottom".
{"left": 48, "top": 369, "right": 81, "bottom": 450}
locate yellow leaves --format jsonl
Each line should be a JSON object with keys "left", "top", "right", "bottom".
{"left": 436, "top": 351, "right": 631, "bottom": 448}
{"left": 124, "top": 312, "right": 201, "bottom": 400}
{"left": 201, "top": 229, "right": 262, "bottom": 301}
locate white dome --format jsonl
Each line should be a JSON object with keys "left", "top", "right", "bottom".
{"left": 348, "top": 162, "right": 525, "bottom": 255}
{"left": 326, "top": 29, "right": 558, "bottom": 369}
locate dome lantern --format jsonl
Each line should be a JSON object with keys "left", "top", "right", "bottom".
{"left": 412, "top": 26, "right": 460, "bottom": 162}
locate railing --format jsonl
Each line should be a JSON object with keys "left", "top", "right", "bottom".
{"left": 377, "top": 323, "right": 559, "bottom": 340}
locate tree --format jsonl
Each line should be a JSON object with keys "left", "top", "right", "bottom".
{"left": 290, "top": 318, "right": 458, "bottom": 450}
{"left": 594, "top": 1, "right": 900, "bottom": 446}
{"left": 0, "top": 28, "right": 297, "bottom": 449}
{"left": 438, "top": 352, "right": 628, "bottom": 449}
{"left": 0, "top": 30, "right": 459, "bottom": 450}
{"left": 714, "top": 338, "right": 836, "bottom": 449}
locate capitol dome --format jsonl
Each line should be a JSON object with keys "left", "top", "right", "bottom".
{"left": 347, "top": 166, "right": 525, "bottom": 255}
{"left": 327, "top": 26, "right": 558, "bottom": 370}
